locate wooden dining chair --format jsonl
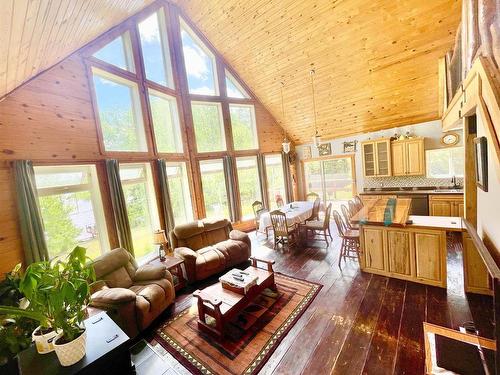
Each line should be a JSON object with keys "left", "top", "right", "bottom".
{"left": 301, "top": 203, "right": 333, "bottom": 246}
{"left": 354, "top": 195, "right": 363, "bottom": 210}
{"left": 306, "top": 192, "right": 320, "bottom": 202}
{"left": 270, "top": 210, "right": 297, "bottom": 249}
{"left": 332, "top": 210, "right": 360, "bottom": 267}
{"left": 348, "top": 200, "right": 359, "bottom": 216}
{"left": 252, "top": 201, "right": 270, "bottom": 237}
{"left": 341, "top": 204, "right": 359, "bottom": 230}
{"left": 308, "top": 197, "right": 321, "bottom": 221}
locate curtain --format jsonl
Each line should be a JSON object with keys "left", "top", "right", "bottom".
{"left": 223, "top": 156, "right": 239, "bottom": 222}
{"left": 157, "top": 159, "right": 175, "bottom": 235}
{"left": 13, "top": 160, "right": 49, "bottom": 264}
{"left": 257, "top": 153, "right": 268, "bottom": 209}
{"left": 281, "top": 151, "right": 294, "bottom": 203}
{"left": 105, "top": 159, "right": 134, "bottom": 256}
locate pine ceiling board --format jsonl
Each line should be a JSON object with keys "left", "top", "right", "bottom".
{"left": 0, "top": 0, "right": 155, "bottom": 99}
{"left": 174, "top": 0, "right": 460, "bottom": 143}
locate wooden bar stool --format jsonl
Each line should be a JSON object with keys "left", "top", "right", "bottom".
{"left": 332, "top": 210, "right": 360, "bottom": 267}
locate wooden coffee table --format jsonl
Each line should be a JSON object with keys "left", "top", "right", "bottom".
{"left": 193, "top": 257, "right": 277, "bottom": 339}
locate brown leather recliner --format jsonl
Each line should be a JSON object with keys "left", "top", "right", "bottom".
{"left": 89, "top": 248, "right": 175, "bottom": 337}
{"left": 171, "top": 218, "right": 251, "bottom": 282}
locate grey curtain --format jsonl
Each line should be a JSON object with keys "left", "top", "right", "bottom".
{"left": 105, "top": 159, "right": 134, "bottom": 256}
{"left": 157, "top": 159, "right": 175, "bottom": 235}
{"left": 223, "top": 156, "right": 239, "bottom": 222}
{"left": 257, "top": 153, "right": 268, "bottom": 209}
{"left": 13, "top": 160, "right": 49, "bottom": 264}
{"left": 281, "top": 151, "right": 294, "bottom": 203}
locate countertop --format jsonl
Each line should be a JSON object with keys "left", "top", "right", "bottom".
{"left": 360, "top": 189, "right": 463, "bottom": 195}
{"left": 406, "top": 215, "right": 464, "bottom": 231}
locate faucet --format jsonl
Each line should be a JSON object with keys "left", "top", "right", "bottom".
{"left": 451, "top": 176, "right": 461, "bottom": 189}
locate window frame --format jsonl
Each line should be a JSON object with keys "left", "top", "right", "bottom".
{"left": 425, "top": 147, "right": 465, "bottom": 178}
{"left": 191, "top": 100, "right": 227, "bottom": 154}
{"left": 197, "top": 157, "right": 231, "bottom": 219}
{"left": 234, "top": 155, "right": 263, "bottom": 221}
{"left": 164, "top": 160, "right": 195, "bottom": 225}
{"left": 34, "top": 164, "right": 110, "bottom": 259}
{"left": 264, "top": 153, "right": 287, "bottom": 209}
{"left": 229, "top": 103, "right": 259, "bottom": 151}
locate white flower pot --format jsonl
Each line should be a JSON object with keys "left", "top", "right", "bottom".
{"left": 32, "top": 326, "right": 57, "bottom": 354}
{"left": 53, "top": 330, "right": 87, "bottom": 367}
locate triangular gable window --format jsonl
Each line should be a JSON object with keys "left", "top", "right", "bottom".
{"left": 225, "top": 70, "right": 250, "bottom": 99}
{"left": 93, "top": 32, "right": 135, "bottom": 72}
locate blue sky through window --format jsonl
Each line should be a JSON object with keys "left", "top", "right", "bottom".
{"left": 180, "top": 21, "right": 218, "bottom": 95}
{"left": 93, "top": 34, "right": 134, "bottom": 72}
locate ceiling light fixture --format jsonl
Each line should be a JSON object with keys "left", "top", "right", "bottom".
{"left": 310, "top": 69, "right": 321, "bottom": 148}
{"left": 280, "top": 81, "right": 291, "bottom": 154}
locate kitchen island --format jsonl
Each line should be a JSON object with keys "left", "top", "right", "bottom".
{"left": 351, "top": 197, "right": 465, "bottom": 288}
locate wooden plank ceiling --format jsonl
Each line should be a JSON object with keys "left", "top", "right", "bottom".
{"left": 172, "top": 0, "right": 462, "bottom": 143}
{"left": 0, "top": 0, "right": 154, "bottom": 99}
{"left": 1, "top": 0, "right": 461, "bottom": 143}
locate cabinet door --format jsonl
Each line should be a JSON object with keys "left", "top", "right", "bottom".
{"left": 386, "top": 230, "right": 413, "bottom": 278}
{"left": 429, "top": 201, "right": 452, "bottom": 216}
{"left": 391, "top": 142, "right": 406, "bottom": 176}
{"left": 375, "top": 140, "right": 391, "bottom": 176}
{"left": 363, "top": 227, "right": 385, "bottom": 272}
{"left": 414, "top": 230, "right": 446, "bottom": 287}
{"left": 463, "top": 233, "right": 492, "bottom": 295}
{"left": 362, "top": 142, "right": 376, "bottom": 177}
{"left": 406, "top": 139, "right": 425, "bottom": 175}
{"left": 457, "top": 202, "right": 465, "bottom": 217}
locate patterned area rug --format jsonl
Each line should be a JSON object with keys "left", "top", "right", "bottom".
{"left": 153, "top": 273, "right": 322, "bottom": 375}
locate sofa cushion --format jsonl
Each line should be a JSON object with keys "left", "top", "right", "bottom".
{"left": 134, "top": 264, "right": 167, "bottom": 282}
{"left": 91, "top": 287, "right": 136, "bottom": 306}
{"left": 203, "top": 218, "right": 230, "bottom": 245}
{"left": 92, "top": 248, "right": 136, "bottom": 288}
{"left": 172, "top": 221, "right": 206, "bottom": 251}
{"left": 215, "top": 239, "right": 250, "bottom": 267}
{"left": 130, "top": 284, "right": 165, "bottom": 309}
{"left": 101, "top": 266, "right": 134, "bottom": 289}
{"left": 195, "top": 247, "right": 226, "bottom": 280}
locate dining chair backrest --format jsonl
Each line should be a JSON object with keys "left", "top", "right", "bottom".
{"left": 306, "top": 192, "right": 320, "bottom": 202}
{"left": 276, "top": 196, "right": 284, "bottom": 208}
{"left": 270, "top": 210, "right": 289, "bottom": 237}
{"left": 332, "top": 210, "right": 347, "bottom": 237}
{"left": 354, "top": 195, "right": 363, "bottom": 209}
{"left": 348, "top": 200, "right": 358, "bottom": 216}
{"left": 340, "top": 204, "right": 352, "bottom": 228}
{"left": 310, "top": 198, "right": 321, "bottom": 220}
{"left": 323, "top": 203, "right": 333, "bottom": 229}
{"left": 252, "top": 201, "right": 264, "bottom": 219}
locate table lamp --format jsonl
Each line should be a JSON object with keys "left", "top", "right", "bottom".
{"left": 153, "top": 229, "right": 168, "bottom": 261}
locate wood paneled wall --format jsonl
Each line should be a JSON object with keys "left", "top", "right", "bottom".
{"left": 0, "top": 11, "right": 285, "bottom": 275}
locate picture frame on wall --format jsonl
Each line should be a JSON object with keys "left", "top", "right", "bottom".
{"left": 343, "top": 140, "right": 357, "bottom": 153}
{"left": 474, "top": 136, "right": 488, "bottom": 192}
{"left": 303, "top": 146, "right": 312, "bottom": 159}
{"left": 317, "top": 143, "right": 332, "bottom": 156}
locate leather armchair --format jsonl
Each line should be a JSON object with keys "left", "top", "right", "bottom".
{"left": 90, "top": 248, "right": 175, "bottom": 337}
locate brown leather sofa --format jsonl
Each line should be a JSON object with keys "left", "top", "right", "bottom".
{"left": 171, "top": 218, "right": 251, "bottom": 282}
{"left": 89, "top": 248, "right": 175, "bottom": 337}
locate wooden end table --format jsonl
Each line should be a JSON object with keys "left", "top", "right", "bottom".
{"left": 193, "top": 257, "right": 276, "bottom": 339}
{"left": 150, "top": 255, "right": 186, "bottom": 292}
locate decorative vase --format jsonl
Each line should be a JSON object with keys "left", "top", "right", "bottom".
{"left": 32, "top": 326, "right": 57, "bottom": 354}
{"left": 53, "top": 330, "right": 87, "bottom": 367}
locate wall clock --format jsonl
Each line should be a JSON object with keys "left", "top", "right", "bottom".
{"left": 441, "top": 132, "right": 459, "bottom": 146}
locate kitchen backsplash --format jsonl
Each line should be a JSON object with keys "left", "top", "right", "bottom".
{"left": 364, "top": 176, "right": 464, "bottom": 189}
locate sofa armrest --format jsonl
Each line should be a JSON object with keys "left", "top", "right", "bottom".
{"left": 174, "top": 247, "right": 198, "bottom": 282}
{"left": 229, "top": 229, "right": 251, "bottom": 249}
{"left": 174, "top": 247, "right": 198, "bottom": 260}
{"left": 134, "top": 264, "right": 167, "bottom": 282}
{"left": 90, "top": 288, "right": 136, "bottom": 308}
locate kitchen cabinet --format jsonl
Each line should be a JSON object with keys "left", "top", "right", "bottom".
{"left": 429, "top": 195, "right": 464, "bottom": 216}
{"left": 360, "top": 225, "right": 447, "bottom": 287}
{"left": 391, "top": 138, "right": 425, "bottom": 176}
{"left": 361, "top": 139, "right": 392, "bottom": 177}
{"left": 462, "top": 232, "right": 492, "bottom": 295}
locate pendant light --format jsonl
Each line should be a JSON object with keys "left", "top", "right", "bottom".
{"left": 310, "top": 69, "right": 321, "bottom": 148}
{"left": 280, "top": 82, "right": 291, "bottom": 154}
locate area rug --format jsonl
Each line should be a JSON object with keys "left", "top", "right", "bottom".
{"left": 153, "top": 273, "right": 322, "bottom": 375}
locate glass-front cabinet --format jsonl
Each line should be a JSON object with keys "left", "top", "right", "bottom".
{"left": 361, "top": 138, "right": 392, "bottom": 177}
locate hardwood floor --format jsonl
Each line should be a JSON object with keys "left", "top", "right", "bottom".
{"left": 144, "top": 230, "right": 494, "bottom": 375}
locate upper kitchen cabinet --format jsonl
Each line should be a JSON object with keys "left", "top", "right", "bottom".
{"left": 391, "top": 138, "right": 425, "bottom": 176}
{"left": 361, "top": 138, "right": 392, "bottom": 177}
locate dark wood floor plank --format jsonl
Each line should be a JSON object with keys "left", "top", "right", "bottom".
{"left": 300, "top": 272, "right": 372, "bottom": 374}
{"left": 426, "top": 285, "right": 452, "bottom": 328}
{"left": 331, "top": 275, "right": 388, "bottom": 375}
{"left": 393, "top": 282, "right": 427, "bottom": 375}
{"left": 362, "top": 278, "right": 406, "bottom": 375}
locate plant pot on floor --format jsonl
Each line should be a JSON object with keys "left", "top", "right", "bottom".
{"left": 53, "top": 330, "right": 87, "bottom": 367}
{"left": 32, "top": 326, "right": 57, "bottom": 354}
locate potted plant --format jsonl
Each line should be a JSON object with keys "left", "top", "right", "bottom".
{"left": 0, "top": 246, "right": 95, "bottom": 367}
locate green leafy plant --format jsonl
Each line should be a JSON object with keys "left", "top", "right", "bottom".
{"left": 0, "top": 246, "right": 96, "bottom": 345}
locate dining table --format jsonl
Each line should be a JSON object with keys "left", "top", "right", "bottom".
{"left": 258, "top": 201, "right": 319, "bottom": 233}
